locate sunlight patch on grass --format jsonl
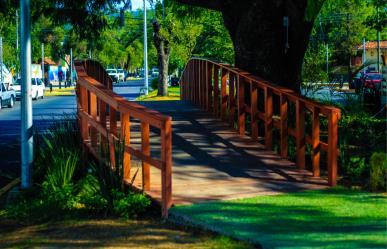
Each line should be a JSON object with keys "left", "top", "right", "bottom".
{"left": 44, "top": 87, "right": 75, "bottom": 96}
{"left": 136, "top": 87, "right": 180, "bottom": 101}
{"left": 171, "top": 187, "right": 387, "bottom": 249}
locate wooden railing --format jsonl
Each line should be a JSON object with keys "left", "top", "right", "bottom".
{"left": 75, "top": 60, "right": 172, "bottom": 217}
{"left": 180, "top": 58, "right": 341, "bottom": 186}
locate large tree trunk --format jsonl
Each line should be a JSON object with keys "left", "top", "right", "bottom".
{"left": 174, "top": 0, "right": 319, "bottom": 92}
{"left": 152, "top": 19, "right": 170, "bottom": 96}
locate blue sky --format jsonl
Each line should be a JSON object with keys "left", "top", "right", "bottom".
{"left": 131, "top": 0, "right": 151, "bottom": 10}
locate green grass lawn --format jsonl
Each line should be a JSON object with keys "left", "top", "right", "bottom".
{"left": 136, "top": 86, "right": 180, "bottom": 101}
{"left": 171, "top": 187, "right": 387, "bottom": 249}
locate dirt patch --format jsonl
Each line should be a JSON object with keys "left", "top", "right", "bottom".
{"left": 0, "top": 217, "right": 256, "bottom": 249}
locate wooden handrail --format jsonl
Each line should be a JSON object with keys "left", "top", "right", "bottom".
{"left": 75, "top": 60, "right": 173, "bottom": 217}
{"left": 180, "top": 58, "right": 341, "bottom": 186}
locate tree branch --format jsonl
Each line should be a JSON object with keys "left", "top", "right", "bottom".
{"left": 171, "top": 0, "right": 223, "bottom": 11}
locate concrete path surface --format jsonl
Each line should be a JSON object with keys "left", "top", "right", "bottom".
{"left": 130, "top": 101, "right": 328, "bottom": 206}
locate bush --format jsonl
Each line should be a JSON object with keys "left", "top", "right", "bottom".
{"left": 151, "top": 78, "right": 159, "bottom": 91}
{"left": 3, "top": 118, "right": 151, "bottom": 222}
{"left": 370, "top": 152, "right": 387, "bottom": 191}
{"left": 112, "top": 190, "right": 151, "bottom": 218}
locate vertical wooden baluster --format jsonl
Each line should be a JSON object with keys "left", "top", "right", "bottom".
{"left": 221, "top": 68, "right": 227, "bottom": 120}
{"left": 296, "top": 100, "right": 305, "bottom": 169}
{"left": 121, "top": 113, "right": 131, "bottom": 182}
{"left": 251, "top": 82, "right": 258, "bottom": 140}
{"left": 190, "top": 61, "right": 194, "bottom": 102}
{"left": 280, "top": 94, "right": 288, "bottom": 158}
{"left": 203, "top": 60, "right": 207, "bottom": 109}
{"left": 207, "top": 62, "right": 212, "bottom": 112}
{"left": 195, "top": 60, "right": 199, "bottom": 105}
{"left": 141, "top": 122, "right": 150, "bottom": 191}
{"left": 229, "top": 73, "right": 235, "bottom": 128}
{"left": 312, "top": 107, "right": 320, "bottom": 177}
{"left": 238, "top": 76, "right": 245, "bottom": 135}
{"left": 80, "top": 86, "right": 89, "bottom": 141}
{"left": 109, "top": 107, "right": 117, "bottom": 169}
{"left": 264, "top": 87, "right": 273, "bottom": 149}
{"left": 198, "top": 60, "right": 202, "bottom": 107}
{"left": 161, "top": 118, "right": 172, "bottom": 218}
{"left": 99, "top": 100, "right": 107, "bottom": 150}
{"left": 328, "top": 111, "right": 338, "bottom": 186}
{"left": 213, "top": 65, "right": 219, "bottom": 117}
{"left": 90, "top": 92, "right": 98, "bottom": 147}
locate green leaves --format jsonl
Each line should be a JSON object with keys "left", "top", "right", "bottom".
{"left": 305, "top": 0, "right": 326, "bottom": 21}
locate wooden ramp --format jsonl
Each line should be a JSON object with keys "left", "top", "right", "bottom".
{"left": 130, "top": 101, "right": 328, "bottom": 206}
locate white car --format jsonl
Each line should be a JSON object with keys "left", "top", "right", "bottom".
{"left": 11, "top": 78, "right": 45, "bottom": 100}
{"left": 117, "top": 69, "right": 125, "bottom": 82}
{"left": 106, "top": 69, "right": 118, "bottom": 83}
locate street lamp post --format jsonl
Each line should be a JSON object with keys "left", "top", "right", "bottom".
{"left": 20, "top": 0, "right": 33, "bottom": 189}
{"left": 143, "top": 0, "right": 148, "bottom": 95}
{"left": 41, "top": 43, "right": 44, "bottom": 79}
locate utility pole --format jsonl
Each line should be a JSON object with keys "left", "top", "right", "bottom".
{"left": 362, "top": 38, "right": 366, "bottom": 73}
{"left": 41, "top": 43, "right": 44, "bottom": 79}
{"left": 16, "top": 10, "right": 19, "bottom": 51}
{"left": 143, "top": 0, "right": 148, "bottom": 95}
{"left": 326, "top": 43, "right": 329, "bottom": 75}
{"left": 70, "top": 48, "right": 73, "bottom": 85}
{"left": 20, "top": 0, "right": 33, "bottom": 189}
{"left": 376, "top": 5, "right": 380, "bottom": 72}
{"left": 0, "top": 37, "right": 3, "bottom": 83}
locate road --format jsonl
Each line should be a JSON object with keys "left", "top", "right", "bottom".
{"left": 0, "top": 79, "right": 147, "bottom": 185}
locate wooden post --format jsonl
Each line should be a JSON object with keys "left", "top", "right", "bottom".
{"left": 80, "top": 86, "right": 89, "bottom": 140}
{"left": 90, "top": 92, "right": 98, "bottom": 147}
{"left": 264, "top": 87, "right": 273, "bottom": 149}
{"left": 213, "top": 65, "right": 219, "bottom": 117}
{"left": 121, "top": 113, "right": 131, "bottom": 181}
{"left": 109, "top": 107, "right": 117, "bottom": 169}
{"left": 296, "top": 100, "right": 305, "bottom": 169}
{"left": 99, "top": 100, "right": 107, "bottom": 149}
{"left": 197, "top": 60, "right": 203, "bottom": 108}
{"left": 237, "top": 76, "right": 245, "bottom": 135}
{"left": 280, "top": 94, "right": 288, "bottom": 158}
{"left": 141, "top": 122, "right": 150, "bottom": 191}
{"left": 229, "top": 73, "right": 235, "bottom": 127}
{"left": 161, "top": 118, "right": 172, "bottom": 218}
{"left": 207, "top": 62, "right": 212, "bottom": 112}
{"left": 312, "top": 107, "right": 320, "bottom": 177}
{"left": 328, "top": 111, "right": 338, "bottom": 186}
{"left": 251, "top": 82, "right": 258, "bottom": 140}
{"left": 221, "top": 68, "right": 228, "bottom": 120}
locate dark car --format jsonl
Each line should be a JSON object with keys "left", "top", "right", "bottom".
{"left": 362, "top": 73, "right": 383, "bottom": 90}
{"left": 170, "top": 77, "right": 180, "bottom": 87}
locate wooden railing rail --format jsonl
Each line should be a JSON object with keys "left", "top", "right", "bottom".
{"left": 180, "top": 58, "right": 341, "bottom": 186}
{"left": 75, "top": 60, "right": 172, "bottom": 217}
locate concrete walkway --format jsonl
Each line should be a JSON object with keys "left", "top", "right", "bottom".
{"left": 130, "top": 101, "right": 327, "bottom": 206}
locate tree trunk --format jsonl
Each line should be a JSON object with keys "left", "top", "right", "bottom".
{"left": 152, "top": 19, "right": 170, "bottom": 96}
{"left": 174, "top": 0, "right": 319, "bottom": 92}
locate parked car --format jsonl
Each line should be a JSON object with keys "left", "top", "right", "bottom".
{"left": 106, "top": 69, "right": 118, "bottom": 83}
{"left": 151, "top": 68, "right": 159, "bottom": 78}
{"left": 116, "top": 69, "right": 125, "bottom": 82}
{"left": 170, "top": 77, "right": 180, "bottom": 87}
{"left": 11, "top": 78, "right": 45, "bottom": 100}
{"left": 362, "top": 73, "right": 383, "bottom": 90}
{"left": 0, "top": 82, "right": 16, "bottom": 110}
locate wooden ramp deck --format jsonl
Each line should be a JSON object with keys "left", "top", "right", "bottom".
{"left": 130, "top": 101, "right": 328, "bottom": 206}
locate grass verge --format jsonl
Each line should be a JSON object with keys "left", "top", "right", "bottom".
{"left": 171, "top": 187, "right": 387, "bottom": 249}
{"left": 44, "top": 87, "right": 75, "bottom": 97}
{"left": 136, "top": 86, "right": 180, "bottom": 101}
